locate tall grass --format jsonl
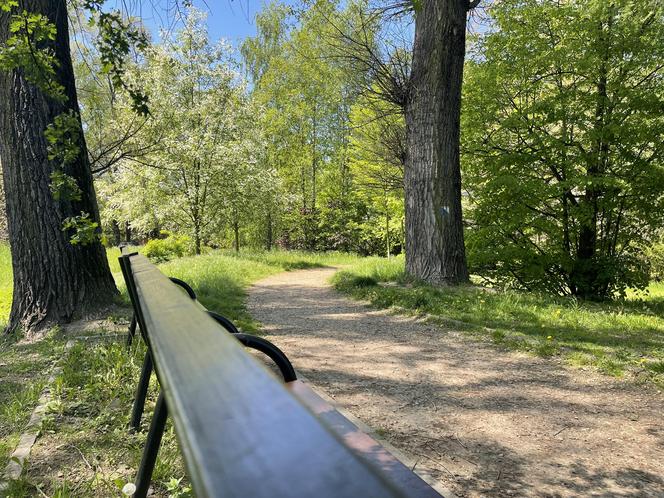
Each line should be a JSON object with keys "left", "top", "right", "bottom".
{"left": 333, "top": 256, "right": 664, "bottom": 385}
{"left": 0, "top": 242, "right": 359, "bottom": 333}
{"left": 159, "top": 249, "right": 357, "bottom": 332}
{"left": 0, "top": 243, "right": 12, "bottom": 330}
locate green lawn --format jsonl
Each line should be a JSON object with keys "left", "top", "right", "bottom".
{"left": 0, "top": 242, "right": 12, "bottom": 331}
{"left": 0, "top": 244, "right": 359, "bottom": 496}
{"left": 0, "top": 334, "right": 62, "bottom": 474}
{"left": 333, "top": 255, "right": 664, "bottom": 386}
{"left": 0, "top": 243, "right": 357, "bottom": 333}
{"left": 1, "top": 244, "right": 663, "bottom": 493}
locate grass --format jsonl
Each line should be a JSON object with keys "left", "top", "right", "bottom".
{"left": 0, "top": 242, "right": 356, "bottom": 332}
{"left": 0, "top": 332, "right": 63, "bottom": 471}
{"left": 3, "top": 338, "right": 188, "bottom": 497}
{"left": 333, "top": 255, "right": 664, "bottom": 386}
{"left": 0, "top": 243, "right": 12, "bottom": 331}
{"left": 158, "top": 249, "right": 357, "bottom": 332}
{"left": 0, "top": 242, "right": 359, "bottom": 495}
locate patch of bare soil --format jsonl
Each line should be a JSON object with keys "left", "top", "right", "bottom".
{"left": 247, "top": 268, "right": 664, "bottom": 498}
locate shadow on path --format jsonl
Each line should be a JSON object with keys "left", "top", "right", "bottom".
{"left": 247, "top": 268, "right": 664, "bottom": 498}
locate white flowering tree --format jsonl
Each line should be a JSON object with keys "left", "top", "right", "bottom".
{"left": 95, "top": 9, "right": 273, "bottom": 252}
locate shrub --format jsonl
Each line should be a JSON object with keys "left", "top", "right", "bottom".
{"left": 144, "top": 233, "right": 192, "bottom": 262}
{"left": 646, "top": 242, "right": 664, "bottom": 281}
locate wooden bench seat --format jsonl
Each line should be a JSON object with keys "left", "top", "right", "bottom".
{"left": 119, "top": 251, "right": 449, "bottom": 498}
{"left": 287, "top": 379, "right": 445, "bottom": 497}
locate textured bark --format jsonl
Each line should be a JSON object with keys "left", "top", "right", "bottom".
{"left": 404, "top": 0, "right": 470, "bottom": 284}
{"left": 0, "top": 0, "right": 118, "bottom": 333}
{"left": 0, "top": 175, "right": 7, "bottom": 241}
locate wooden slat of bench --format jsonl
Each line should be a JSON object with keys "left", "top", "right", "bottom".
{"left": 287, "top": 380, "right": 444, "bottom": 498}
{"left": 127, "top": 254, "right": 406, "bottom": 498}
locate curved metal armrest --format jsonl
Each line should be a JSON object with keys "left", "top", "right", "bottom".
{"left": 233, "top": 333, "right": 297, "bottom": 383}
{"left": 206, "top": 310, "right": 240, "bottom": 334}
{"left": 207, "top": 309, "right": 296, "bottom": 382}
{"left": 169, "top": 277, "right": 197, "bottom": 300}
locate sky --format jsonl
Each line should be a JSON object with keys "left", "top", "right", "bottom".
{"left": 109, "top": 0, "right": 299, "bottom": 47}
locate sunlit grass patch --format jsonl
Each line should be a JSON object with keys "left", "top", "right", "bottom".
{"left": 0, "top": 242, "right": 12, "bottom": 330}
{"left": 7, "top": 339, "right": 191, "bottom": 497}
{"left": 0, "top": 333, "right": 61, "bottom": 470}
{"left": 158, "top": 249, "right": 360, "bottom": 333}
{"left": 333, "top": 257, "right": 664, "bottom": 386}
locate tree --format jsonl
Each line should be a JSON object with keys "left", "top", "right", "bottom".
{"left": 242, "top": 0, "right": 361, "bottom": 250}
{"left": 404, "top": 0, "right": 477, "bottom": 284}
{"left": 463, "top": 0, "right": 664, "bottom": 299}
{"left": 325, "top": 0, "right": 477, "bottom": 283}
{"left": 0, "top": 0, "right": 117, "bottom": 333}
{"left": 94, "top": 9, "right": 270, "bottom": 253}
{"left": 348, "top": 95, "right": 405, "bottom": 256}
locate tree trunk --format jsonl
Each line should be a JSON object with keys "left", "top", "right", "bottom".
{"left": 404, "top": 0, "right": 470, "bottom": 285}
{"left": 385, "top": 210, "right": 391, "bottom": 259}
{"left": 0, "top": 0, "right": 118, "bottom": 333}
{"left": 233, "top": 221, "right": 240, "bottom": 253}
{"left": 193, "top": 224, "right": 201, "bottom": 255}
{"left": 571, "top": 14, "right": 613, "bottom": 300}
{"left": 266, "top": 209, "right": 273, "bottom": 251}
{"left": 111, "top": 219, "right": 122, "bottom": 246}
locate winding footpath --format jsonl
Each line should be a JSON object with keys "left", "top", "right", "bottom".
{"left": 247, "top": 268, "right": 664, "bottom": 498}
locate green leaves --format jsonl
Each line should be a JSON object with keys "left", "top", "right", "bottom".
{"left": 62, "top": 213, "right": 100, "bottom": 246}
{"left": 463, "top": 0, "right": 664, "bottom": 298}
{"left": 0, "top": 8, "right": 65, "bottom": 100}
{"left": 49, "top": 171, "right": 82, "bottom": 202}
{"left": 81, "top": 2, "right": 151, "bottom": 115}
{"left": 45, "top": 111, "right": 81, "bottom": 166}
{"left": 45, "top": 111, "right": 83, "bottom": 202}
{"left": 0, "top": 0, "right": 17, "bottom": 12}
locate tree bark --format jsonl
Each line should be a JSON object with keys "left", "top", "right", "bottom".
{"left": 0, "top": 0, "right": 118, "bottom": 333}
{"left": 404, "top": 0, "right": 470, "bottom": 285}
{"left": 571, "top": 14, "right": 613, "bottom": 300}
{"left": 266, "top": 209, "right": 273, "bottom": 251}
{"left": 111, "top": 219, "right": 122, "bottom": 246}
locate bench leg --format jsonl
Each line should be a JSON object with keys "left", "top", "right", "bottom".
{"left": 126, "top": 314, "right": 137, "bottom": 348}
{"left": 134, "top": 392, "right": 168, "bottom": 498}
{"left": 131, "top": 352, "right": 153, "bottom": 431}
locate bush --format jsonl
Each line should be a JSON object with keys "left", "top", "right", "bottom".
{"left": 646, "top": 242, "right": 664, "bottom": 281}
{"left": 144, "top": 233, "right": 192, "bottom": 263}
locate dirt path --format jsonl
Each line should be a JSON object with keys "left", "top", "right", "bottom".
{"left": 247, "top": 268, "right": 664, "bottom": 498}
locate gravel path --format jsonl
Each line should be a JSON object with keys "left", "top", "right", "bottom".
{"left": 247, "top": 268, "right": 664, "bottom": 498}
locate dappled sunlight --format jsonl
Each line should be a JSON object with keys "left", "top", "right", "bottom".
{"left": 333, "top": 259, "right": 664, "bottom": 384}
{"left": 249, "top": 266, "right": 664, "bottom": 497}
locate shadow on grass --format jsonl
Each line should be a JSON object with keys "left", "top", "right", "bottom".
{"left": 335, "top": 272, "right": 664, "bottom": 375}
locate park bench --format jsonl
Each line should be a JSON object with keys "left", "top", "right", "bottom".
{"left": 118, "top": 250, "right": 447, "bottom": 498}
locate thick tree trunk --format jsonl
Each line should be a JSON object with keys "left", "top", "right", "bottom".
{"left": 404, "top": 0, "right": 470, "bottom": 285}
{"left": 0, "top": 0, "right": 118, "bottom": 333}
{"left": 111, "top": 219, "right": 122, "bottom": 246}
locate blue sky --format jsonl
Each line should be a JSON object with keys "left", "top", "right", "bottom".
{"left": 112, "top": 0, "right": 299, "bottom": 47}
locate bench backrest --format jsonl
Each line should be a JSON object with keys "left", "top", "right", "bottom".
{"left": 121, "top": 253, "right": 406, "bottom": 498}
